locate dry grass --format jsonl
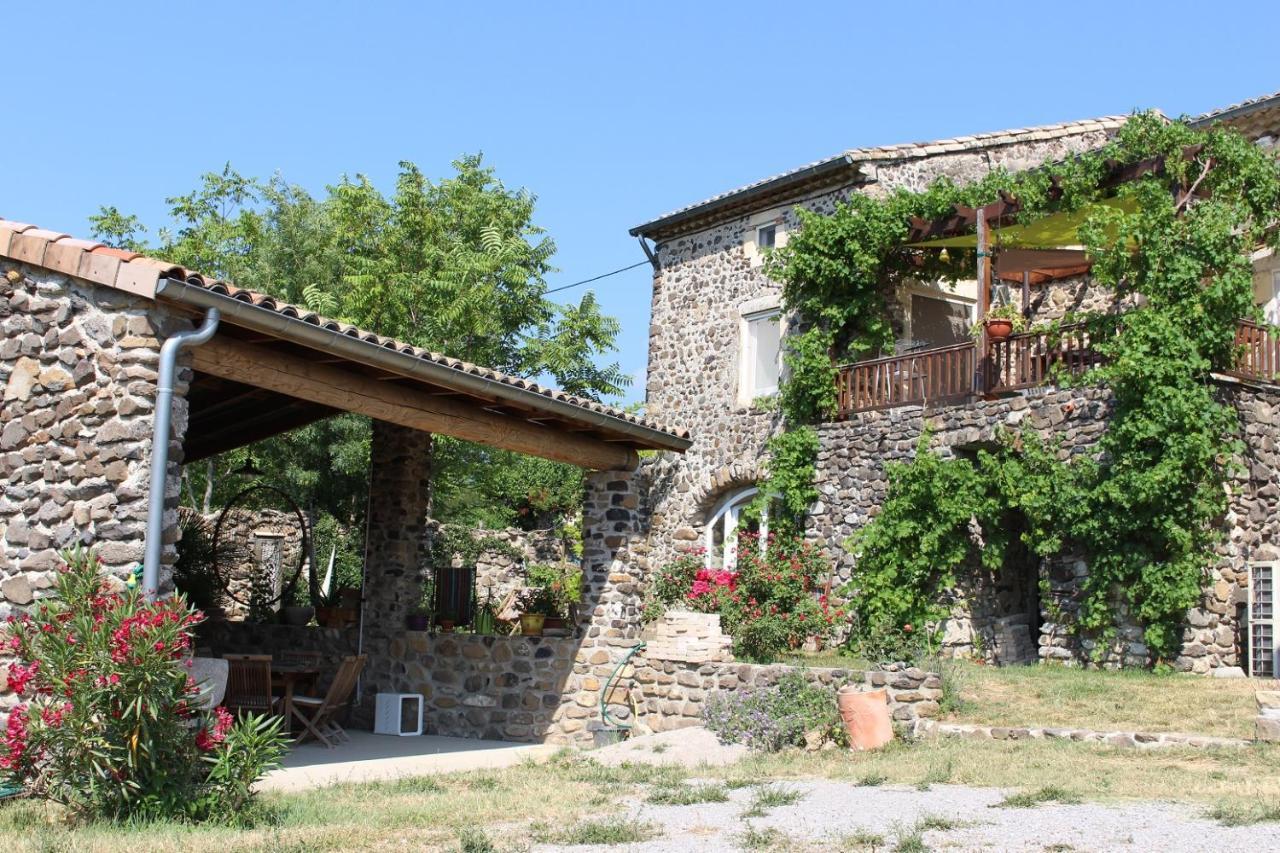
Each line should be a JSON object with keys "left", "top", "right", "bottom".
{"left": 941, "top": 661, "right": 1278, "bottom": 739}
{"left": 0, "top": 757, "right": 668, "bottom": 853}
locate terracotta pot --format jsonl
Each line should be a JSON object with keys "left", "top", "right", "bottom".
{"left": 837, "top": 686, "right": 894, "bottom": 751}
{"left": 543, "top": 615, "right": 565, "bottom": 631}
{"left": 282, "top": 606, "right": 314, "bottom": 627}
{"left": 520, "top": 613, "right": 546, "bottom": 636}
{"left": 985, "top": 318, "right": 1014, "bottom": 340}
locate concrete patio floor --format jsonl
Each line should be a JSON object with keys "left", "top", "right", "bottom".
{"left": 260, "top": 731, "right": 557, "bottom": 792}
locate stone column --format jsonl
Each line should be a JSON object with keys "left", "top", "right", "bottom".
{"left": 553, "top": 466, "right": 650, "bottom": 742}
{"left": 358, "top": 420, "right": 432, "bottom": 717}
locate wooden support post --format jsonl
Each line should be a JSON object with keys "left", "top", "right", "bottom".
{"left": 188, "top": 336, "right": 640, "bottom": 471}
{"left": 1022, "top": 270, "right": 1032, "bottom": 319}
{"left": 975, "top": 208, "right": 990, "bottom": 396}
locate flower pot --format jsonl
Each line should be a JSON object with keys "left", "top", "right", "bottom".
{"left": 985, "top": 318, "right": 1014, "bottom": 341}
{"left": 282, "top": 606, "right": 314, "bottom": 627}
{"left": 837, "top": 686, "right": 894, "bottom": 751}
{"left": 543, "top": 615, "right": 565, "bottom": 632}
{"left": 406, "top": 613, "right": 431, "bottom": 631}
{"left": 520, "top": 613, "right": 546, "bottom": 636}
{"left": 316, "top": 606, "right": 357, "bottom": 629}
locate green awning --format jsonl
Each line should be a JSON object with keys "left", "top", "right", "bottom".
{"left": 906, "top": 197, "right": 1138, "bottom": 250}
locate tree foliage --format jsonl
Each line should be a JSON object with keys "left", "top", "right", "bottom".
{"left": 94, "top": 156, "right": 629, "bottom": 539}
{"left": 765, "top": 114, "right": 1280, "bottom": 661}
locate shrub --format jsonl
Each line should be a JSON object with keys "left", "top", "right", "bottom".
{"left": 644, "top": 534, "right": 842, "bottom": 661}
{"left": 0, "top": 546, "right": 288, "bottom": 823}
{"left": 702, "top": 670, "right": 841, "bottom": 751}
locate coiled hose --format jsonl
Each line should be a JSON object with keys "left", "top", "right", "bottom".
{"left": 599, "top": 641, "right": 646, "bottom": 729}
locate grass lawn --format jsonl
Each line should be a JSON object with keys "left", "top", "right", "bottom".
{"left": 940, "top": 661, "right": 1280, "bottom": 739}
{"left": 3, "top": 737, "right": 1278, "bottom": 852}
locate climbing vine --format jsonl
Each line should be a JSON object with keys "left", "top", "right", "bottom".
{"left": 761, "top": 113, "right": 1280, "bottom": 662}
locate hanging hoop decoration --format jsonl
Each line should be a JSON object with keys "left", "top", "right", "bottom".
{"left": 211, "top": 483, "right": 311, "bottom": 608}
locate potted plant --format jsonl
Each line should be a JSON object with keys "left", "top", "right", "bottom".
{"left": 518, "top": 586, "right": 558, "bottom": 636}
{"left": 281, "top": 580, "right": 314, "bottom": 627}
{"left": 406, "top": 576, "right": 434, "bottom": 631}
{"left": 315, "top": 586, "right": 359, "bottom": 629}
{"left": 973, "top": 303, "right": 1027, "bottom": 341}
{"left": 528, "top": 562, "right": 584, "bottom": 632}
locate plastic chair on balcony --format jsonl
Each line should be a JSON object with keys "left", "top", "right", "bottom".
{"left": 282, "top": 654, "right": 367, "bottom": 748}
{"left": 222, "top": 654, "right": 274, "bottom": 717}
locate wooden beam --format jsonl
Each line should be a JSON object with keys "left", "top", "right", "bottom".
{"left": 188, "top": 336, "right": 639, "bottom": 471}
{"left": 185, "top": 403, "right": 338, "bottom": 462}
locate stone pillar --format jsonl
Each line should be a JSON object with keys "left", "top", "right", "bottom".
{"left": 358, "top": 420, "right": 432, "bottom": 717}
{"left": 552, "top": 466, "right": 649, "bottom": 742}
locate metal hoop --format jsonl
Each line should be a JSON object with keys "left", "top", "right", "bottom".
{"left": 211, "top": 483, "right": 311, "bottom": 609}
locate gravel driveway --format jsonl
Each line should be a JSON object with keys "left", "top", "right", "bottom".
{"left": 536, "top": 777, "right": 1278, "bottom": 852}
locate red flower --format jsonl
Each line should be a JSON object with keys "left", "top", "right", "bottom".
{"left": 6, "top": 661, "right": 38, "bottom": 696}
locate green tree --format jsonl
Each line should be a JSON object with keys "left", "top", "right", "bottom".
{"left": 94, "top": 155, "right": 628, "bottom": 542}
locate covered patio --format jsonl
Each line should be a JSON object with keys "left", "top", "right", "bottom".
{"left": 0, "top": 219, "right": 691, "bottom": 756}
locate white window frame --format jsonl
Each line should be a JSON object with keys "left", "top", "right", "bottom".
{"left": 738, "top": 304, "right": 783, "bottom": 407}
{"left": 1267, "top": 270, "right": 1280, "bottom": 326}
{"left": 744, "top": 210, "right": 787, "bottom": 267}
{"left": 1249, "top": 561, "right": 1277, "bottom": 678}
{"left": 703, "top": 487, "right": 768, "bottom": 570}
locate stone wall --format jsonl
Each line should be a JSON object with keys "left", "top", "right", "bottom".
{"left": 633, "top": 658, "right": 942, "bottom": 732}
{"left": 430, "top": 522, "right": 572, "bottom": 612}
{"left": 385, "top": 632, "right": 579, "bottom": 742}
{"left": 1, "top": 261, "right": 193, "bottom": 712}
{"left": 210, "top": 507, "right": 306, "bottom": 620}
{"left": 807, "top": 380, "right": 1280, "bottom": 672}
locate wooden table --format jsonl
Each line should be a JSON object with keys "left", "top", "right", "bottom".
{"left": 271, "top": 664, "right": 320, "bottom": 726}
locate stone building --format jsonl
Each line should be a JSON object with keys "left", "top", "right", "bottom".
{"left": 628, "top": 91, "right": 1280, "bottom": 675}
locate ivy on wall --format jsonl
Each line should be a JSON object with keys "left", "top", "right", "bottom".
{"left": 761, "top": 114, "right": 1280, "bottom": 662}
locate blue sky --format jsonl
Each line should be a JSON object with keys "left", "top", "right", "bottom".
{"left": 4, "top": 1, "right": 1276, "bottom": 404}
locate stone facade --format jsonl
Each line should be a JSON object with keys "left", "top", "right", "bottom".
{"left": 1, "top": 261, "right": 193, "bottom": 712}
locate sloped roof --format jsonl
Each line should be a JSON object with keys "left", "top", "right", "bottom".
{"left": 1192, "top": 89, "right": 1280, "bottom": 140}
{"left": 630, "top": 115, "right": 1131, "bottom": 240}
{"left": 0, "top": 217, "right": 690, "bottom": 450}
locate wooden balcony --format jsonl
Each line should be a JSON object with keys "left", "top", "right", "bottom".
{"left": 834, "top": 320, "right": 1280, "bottom": 418}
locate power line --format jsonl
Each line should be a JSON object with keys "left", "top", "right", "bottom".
{"left": 545, "top": 259, "right": 650, "bottom": 294}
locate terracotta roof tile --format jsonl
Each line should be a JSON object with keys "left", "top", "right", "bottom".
{"left": 0, "top": 216, "right": 688, "bottom": 442}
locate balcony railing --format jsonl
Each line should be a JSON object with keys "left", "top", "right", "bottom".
{"left": 834, "top": 319, "right": 1277, "bottom": 418}
{"left": 1231, "top": 320, "right": 1280, "bottom": 383}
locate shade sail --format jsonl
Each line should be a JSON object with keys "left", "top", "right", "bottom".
{"left": 905, "top": 197, "right": 1137, "bottom": 250}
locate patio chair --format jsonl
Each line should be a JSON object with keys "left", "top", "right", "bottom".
{"left": 222, "top": 654, "right": 274, "bottom": 717}
{"left": 283, "top": 654, "right": 367, "bottom": 748}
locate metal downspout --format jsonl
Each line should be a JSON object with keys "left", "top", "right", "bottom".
{"left": 142, "top": 308, "right": 221, "bottom": 600}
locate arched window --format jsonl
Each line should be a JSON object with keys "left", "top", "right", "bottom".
{"left": 703, "top": 486, "right": 770, "bottom": 569}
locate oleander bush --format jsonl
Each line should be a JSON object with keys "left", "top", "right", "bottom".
{"left": 0, "top": 546, "right": 287, "bottom": 823}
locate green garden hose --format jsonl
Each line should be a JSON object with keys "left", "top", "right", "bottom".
{"left": 599, "top": 641, "right": 646, "bottom": 729}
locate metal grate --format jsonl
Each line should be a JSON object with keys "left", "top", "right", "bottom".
{"left": 1250, "top": 562, "right": 1276, "bottom": 677}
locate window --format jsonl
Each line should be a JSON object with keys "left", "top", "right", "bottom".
{"left": 704, "top": 487, "right": 769, "bottom": 569}
{"left": 1267, "top": 271, "right": 1280, "bottom": 326}
{"left": 1250, "top": 562, "right": 1277, "bottom": 677}
{"left": 757, "top": 224, "right": 777, "bottom": 251}
{"left": 742, "top": 309, "right": 782, "bottom": 401}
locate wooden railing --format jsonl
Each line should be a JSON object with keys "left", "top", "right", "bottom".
{"left": 836, "top": 342, "right": 975, "bottom": 414}
{"left": 986, "top": 324, "right": 1099, "bottom": 393}
{"left": 1232, "top": 320, "right": 1280, "bottom": 382}
{"left": 835, "top": 318, "right": 1280, "bottom": 418}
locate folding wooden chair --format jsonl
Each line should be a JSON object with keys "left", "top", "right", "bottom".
{"left": 283, "top": 654, "right": 367, "bottom": 748}
{"left": 222, "top": 654, "right": 273, "bottom": 717}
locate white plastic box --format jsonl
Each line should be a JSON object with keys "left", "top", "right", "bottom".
{"left": 374, "top": 693, "right": 424, "bottom": 736}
